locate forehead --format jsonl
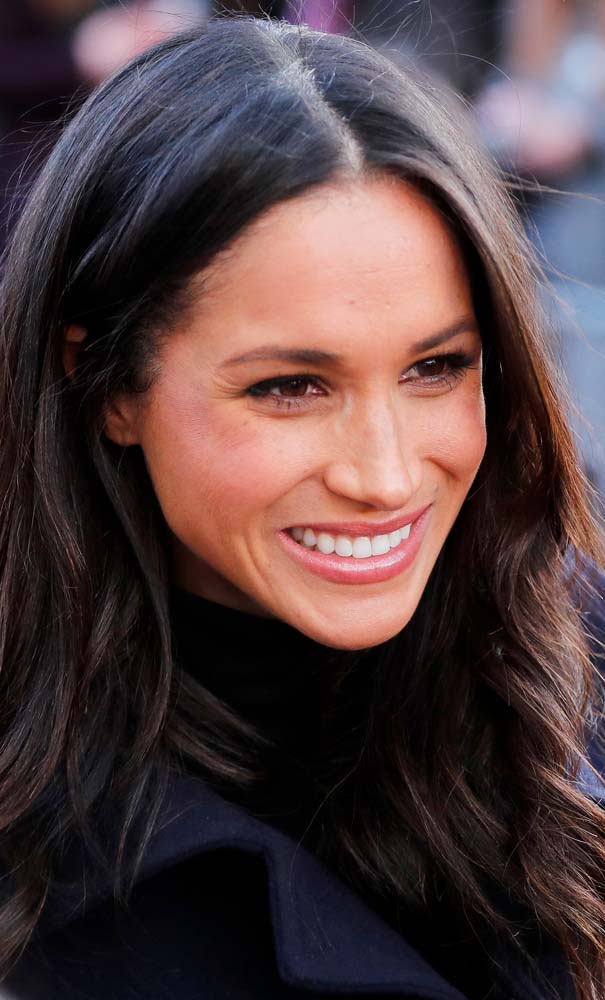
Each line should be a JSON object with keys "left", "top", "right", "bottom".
{"left": 177, "top": 176, "right": 474, "bottom": 358}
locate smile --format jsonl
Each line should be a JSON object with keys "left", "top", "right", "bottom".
{"left": 277, "top": 505, "right": 433, "bottom": 585}
{"left": 289, "top": 523, "right": 412, "bottom": 558}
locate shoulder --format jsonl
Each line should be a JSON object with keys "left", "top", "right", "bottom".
{"left": 7, "top": 774, "right": 471, "bottom": 1000}
{"left": 8, "top": 847, "right": 278, "bottom": 999}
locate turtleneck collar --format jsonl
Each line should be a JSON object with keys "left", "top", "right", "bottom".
{"left": 168, "top": 583, "right": 353, "bottom": 841}
{"left": 167, "top": 584, "right": 347, "bottom": 752}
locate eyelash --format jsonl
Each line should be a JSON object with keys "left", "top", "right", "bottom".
{"left": 245, "top": 351, "right": 478, "bottom": 410}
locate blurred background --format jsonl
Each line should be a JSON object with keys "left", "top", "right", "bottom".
{"left": 1, "top": 0, "right": 603, "bottom": 509}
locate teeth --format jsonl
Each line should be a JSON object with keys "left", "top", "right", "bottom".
{"left": 302, "top": 528, "right": 317, "bottom": 548}
{"left": 371, "top": 534, "right": 390, "bottom": 556}
{"left": 317, "top": 532, "right": 335, "bottom": 554}
{"left": 352, "top": 537, "right": 372, "bottom": 558}
{"left": 289, "top": 523, "right": 412, "bottom": 558}
{"left": 335, "top": 536, "right": 353, "bottom": 557}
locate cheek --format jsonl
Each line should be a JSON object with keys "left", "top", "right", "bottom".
{"left": 140, "top": 402, "right": 307, "bottom": 538}
{"left": 421, "top": 385, "right": 487, "bottom": 480}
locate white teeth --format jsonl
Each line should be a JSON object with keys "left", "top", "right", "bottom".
{"left": 371, "top": 534, "right": 391, "bottom": 556}
{"left": 334, "top": 536, "right": 353, "bottom": 557}
{"left": 302, "top": 528, "right": 317, "bottom": 548}
{"left": 352, "top": 537, "right": 372, "bottom": 558}
{"left": 289, "top": 522, "right": 413, "bottom": 557}
{"left": 316, "top": 532, "right": 336, "bottom": 554}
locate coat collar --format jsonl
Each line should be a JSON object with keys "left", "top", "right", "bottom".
{"left": 41, "top": 762, "right": 605, "bottom": 1000}
{"left": 26, "top": 558, "right": 605, "bottom": 998}
{"left": 44, "top": 772, "right": 469, "bottom": 999}
{"left": 40, "top": 761, "right": 605, "bottom": 1000}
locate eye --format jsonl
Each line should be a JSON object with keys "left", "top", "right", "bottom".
{"left": 401, "top": 351, "right": 477, "bottom": 390}
{"left": 245, "top": 375, "right": 325, "bottom": 409}
{"left": 415, "top": 357, "right": 449, "bottom": 377}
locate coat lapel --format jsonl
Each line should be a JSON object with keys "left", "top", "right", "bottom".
{"left": 36, "top": 761, "right": 605, "bottom": 1000}
{"left": 44, "top": 772, "right": 469, "bottom": 999}
{"left": 41, "top": 757, "right": 605, "bottom": 1000}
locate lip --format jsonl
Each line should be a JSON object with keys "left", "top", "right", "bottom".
{"left": 278, "top": 503, "right": 433, "bottom": 585}
{"left": 286, "top": 504, "right": 432, "bottom": 538}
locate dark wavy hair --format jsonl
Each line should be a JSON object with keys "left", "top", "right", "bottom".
{"left": 1, "top": 15, "right": 605, "bottom": 998}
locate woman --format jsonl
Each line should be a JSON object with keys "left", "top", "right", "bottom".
{"left": 1, "top": 15, "right": 604, "bottom": 1000}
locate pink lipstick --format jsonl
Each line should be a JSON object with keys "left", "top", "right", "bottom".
{"left": 277, "top": 504, "right": 433, "bottom": 585}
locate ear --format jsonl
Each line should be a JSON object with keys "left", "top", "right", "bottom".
{"left": 63, "top": 324, "right": 141, "bottom": 446}
{"left": 103, "top": 392, "right": 142, "bottom": 447}
{"left": 63, "top": 323, "right": 87, "bottom": 380}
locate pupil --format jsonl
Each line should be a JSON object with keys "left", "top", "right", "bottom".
{"left": 282, "top": 379, "right": 307, "bottom": 397}
{"left": 421, "top": 358, "right": 444, "bottom": 375}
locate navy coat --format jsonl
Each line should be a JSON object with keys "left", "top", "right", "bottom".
{"left": 5, "top": 761, "right": 605, "bottom": 1000}
{"left": 6, "top": 569, "right": 605, "bottom": 1000}
{"left": 10, "top": 773, "right": 495, "bottom": 1000}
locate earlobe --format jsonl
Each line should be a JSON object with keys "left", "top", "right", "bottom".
{"left": 103, "top": 394, "right": 141, "bottom": 447}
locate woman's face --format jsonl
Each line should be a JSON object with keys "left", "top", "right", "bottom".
{"left": 106, "top": 176, "right": 487, "bottom": 649}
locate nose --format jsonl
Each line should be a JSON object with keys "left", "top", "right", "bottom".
{"left": 321, "top": 396, "right": 423, "bottom": 511}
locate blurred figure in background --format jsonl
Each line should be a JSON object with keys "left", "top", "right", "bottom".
{"left": 73, "top": 0, "right": 206, "bottom": 84}
{"left": 470, "top": 0, "right": 605, "bottom": 504}
{"left": 475, "top": 0, "right": 604, "bottom": 178}
{"left": 0, "top": 0, "right": 206, "bottom": 248}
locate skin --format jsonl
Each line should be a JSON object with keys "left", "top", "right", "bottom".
{"left": 68, "top": 175, "right": 487, "bottom": 650}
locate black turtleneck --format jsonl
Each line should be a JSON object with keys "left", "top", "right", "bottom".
{"left": 168, "top": 584, "right": 346, "bottom": 845}
{"left": 169, "top": 584, "right": 329, "bottom": 744}
{"left": 167, "top": 585, "right": 509, "bottom": 1000}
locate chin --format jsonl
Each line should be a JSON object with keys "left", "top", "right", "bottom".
{"left": 293, "top": 608, "right": 413, "bottom": 651}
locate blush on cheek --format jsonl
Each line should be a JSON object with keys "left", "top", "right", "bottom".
{"left": 144, "top": 406, "right": 308, "bottom": 552}
{"left": 196, "top": 428, "right": 305, "bottom": 511}
{"left": 422, "top": 393, "right": 487, "bottom": 486}
{"left": 457, "top": 401, "right": 486, "bottom": 457}
{"left": 464, "top": 393, "right": 488, "bottom": 471}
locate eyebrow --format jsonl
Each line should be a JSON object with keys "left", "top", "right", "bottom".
{"left": 220, "top": 317, "right": 480, "bottom": 368}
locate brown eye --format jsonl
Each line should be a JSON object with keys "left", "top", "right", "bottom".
{"left": 246, "top": 374, "right": 326, "bottom": 409}
{"left": 399, "top": 351, "right": 476, "bottom": 391}
{"left": 415, "top": 357, "right": 448, "bottom": 378}
{"left": 271, "top": 378, "right": 311, "bottom": 398}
